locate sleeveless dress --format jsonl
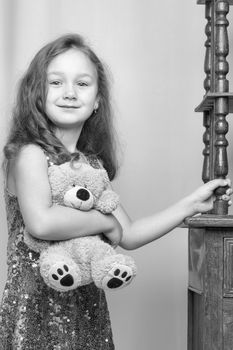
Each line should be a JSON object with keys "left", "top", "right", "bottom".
{"left": 0, "top": 155, "right": 115, "bottom": 350}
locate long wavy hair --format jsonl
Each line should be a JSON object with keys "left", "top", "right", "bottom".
{"left": 4, "top": 34, "right": 118, "bottom": 180}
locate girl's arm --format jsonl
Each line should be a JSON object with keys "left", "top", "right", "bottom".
{"left": 113, "top": 179, "right": 232, "bottom": 250}
{"left": 10, "top": 144, "right": 121, "bottom": 241}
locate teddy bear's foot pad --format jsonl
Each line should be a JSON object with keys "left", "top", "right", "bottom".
{"left": 48, "top": 263, "right": 81, "bottom": 292}
{"left": 102, "top": 265, "right": 133, "bottom": 290}
{"left": 52, "top": 265, "right": 74, "bottom": 287}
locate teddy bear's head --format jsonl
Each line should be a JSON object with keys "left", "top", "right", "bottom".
{"left": 48, "top": 161, "right": 119, "bottom": 213}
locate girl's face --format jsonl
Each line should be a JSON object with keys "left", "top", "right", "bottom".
{"left": 46, "top": 48, "right": 99, "bottom": 132}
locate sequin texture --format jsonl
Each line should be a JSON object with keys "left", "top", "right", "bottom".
{"left": 0, "top": 156, "right": 115, "bottom": 349}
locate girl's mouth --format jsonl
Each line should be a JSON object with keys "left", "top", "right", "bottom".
{"left": 58, "top": 105, "right": 79, "bottom": 109}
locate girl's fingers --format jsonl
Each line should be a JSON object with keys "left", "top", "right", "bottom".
{"left": 206, "top": 178, "right": 230, "bottom": 191}
{"left": 225, "top": 178, "right": 232, "bottom": 187}
{"left": 221, "top": 194, "right": 231, "bottom": 201}
{"left": 226, "top": 188, "right": 233, "bottom": 195}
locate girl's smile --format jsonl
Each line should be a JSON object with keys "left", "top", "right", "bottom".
{"left": 46, "top": 48, "right": 99, "bottom": 134}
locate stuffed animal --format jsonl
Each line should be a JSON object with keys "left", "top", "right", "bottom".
{"left": 24, "top": 160, "right": 137, "bottom": 292}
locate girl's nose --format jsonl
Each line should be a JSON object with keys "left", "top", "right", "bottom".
{"left": 63, "top": 86, "right": 77, "bottom": 100}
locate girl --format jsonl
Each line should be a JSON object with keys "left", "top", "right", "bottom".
{"left": 0, "top": 33, "right": 231, "bottom": 349}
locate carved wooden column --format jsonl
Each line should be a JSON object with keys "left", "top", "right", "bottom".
{"left": 187, "top": 1, "right": 233, "bottom": 349}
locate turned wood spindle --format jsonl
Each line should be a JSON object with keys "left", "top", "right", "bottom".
{"left": 202, "top": 112, "right": 211, "bottom": 183}
{"left": 202, "top": 2, "right": 212, "bottom": 184}
{"left": 204, "top": 2, "right": 212, "bottom": 93}
{"left": 213, "top": 0, "right": 229, "bottom": 214}
{"left": 215, "top": 0, "right": 229, "bottom": 93}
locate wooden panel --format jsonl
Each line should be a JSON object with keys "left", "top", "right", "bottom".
{"left": 223, "top": 298, "right": 233, "bottom": 349}
{"left": 189, "top": 229, "right": 205, "bottom": 292}
{"left": 224, "top": 238, "right": 233, "bottom": 296}
{"left": 203, "top": 230, "right": 224, "bottom": 350}
{"left": 188, "top": 289, "right": 204, "bottom": 350}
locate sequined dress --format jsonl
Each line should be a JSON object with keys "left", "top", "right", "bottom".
{"left": 0, "top": 158, "right": 115, "bottom": 350}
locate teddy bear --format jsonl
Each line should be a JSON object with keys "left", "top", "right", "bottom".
{"left": 24, "top": 160, "right": 137, "bottom": 292}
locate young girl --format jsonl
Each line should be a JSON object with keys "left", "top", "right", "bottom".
{"left": 0, "top": 33, "right": 231, "bottom": 349}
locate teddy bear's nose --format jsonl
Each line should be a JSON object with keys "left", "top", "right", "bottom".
{"left": 76, "top": 188, "right": 90, "bottom": 201}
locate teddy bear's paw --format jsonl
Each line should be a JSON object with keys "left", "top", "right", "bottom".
{"left": 101, "top": 265, "right": 134, "bottom": 290}
{"left": 47, "top": 263, "right": 82, "bottom": 292}
{"left": 96, "top": 191, "right": 119, "bottom": 214}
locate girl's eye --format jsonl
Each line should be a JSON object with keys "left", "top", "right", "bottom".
{"left": 49, "top": 80, "right": 62, "bottom": 86}
{"left": 77, "top": 81, "right": 88, "bottom": 87}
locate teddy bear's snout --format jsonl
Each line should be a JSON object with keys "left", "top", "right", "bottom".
{"left": 76, "top": 188, "right": 90, "bottom": 201}
{"left": 64, "top": 186, "right": 94, "bottom": 211}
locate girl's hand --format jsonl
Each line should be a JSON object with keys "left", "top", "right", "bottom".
{"left": 186, "top": 178, "right": 232, "bottom": 215}
{"left": 104, "top": 215, "right": 123, "bottom": 247}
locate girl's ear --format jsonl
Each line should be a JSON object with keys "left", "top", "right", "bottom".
{"left": 94, "top": 96, "right": 100, "bottom": 111}
{"left": 94, "top": 102, "right": 99, "bottom": 111}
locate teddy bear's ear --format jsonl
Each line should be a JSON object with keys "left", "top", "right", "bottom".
{"left": 48, "top": 164, "right": 70, "bottom": 197}
{"left": 100, "top": 169, "right": 111, "bottom": 187}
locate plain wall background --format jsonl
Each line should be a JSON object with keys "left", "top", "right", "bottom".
{"left": 1, "top": 1, "right": 233, "bottom": 349}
